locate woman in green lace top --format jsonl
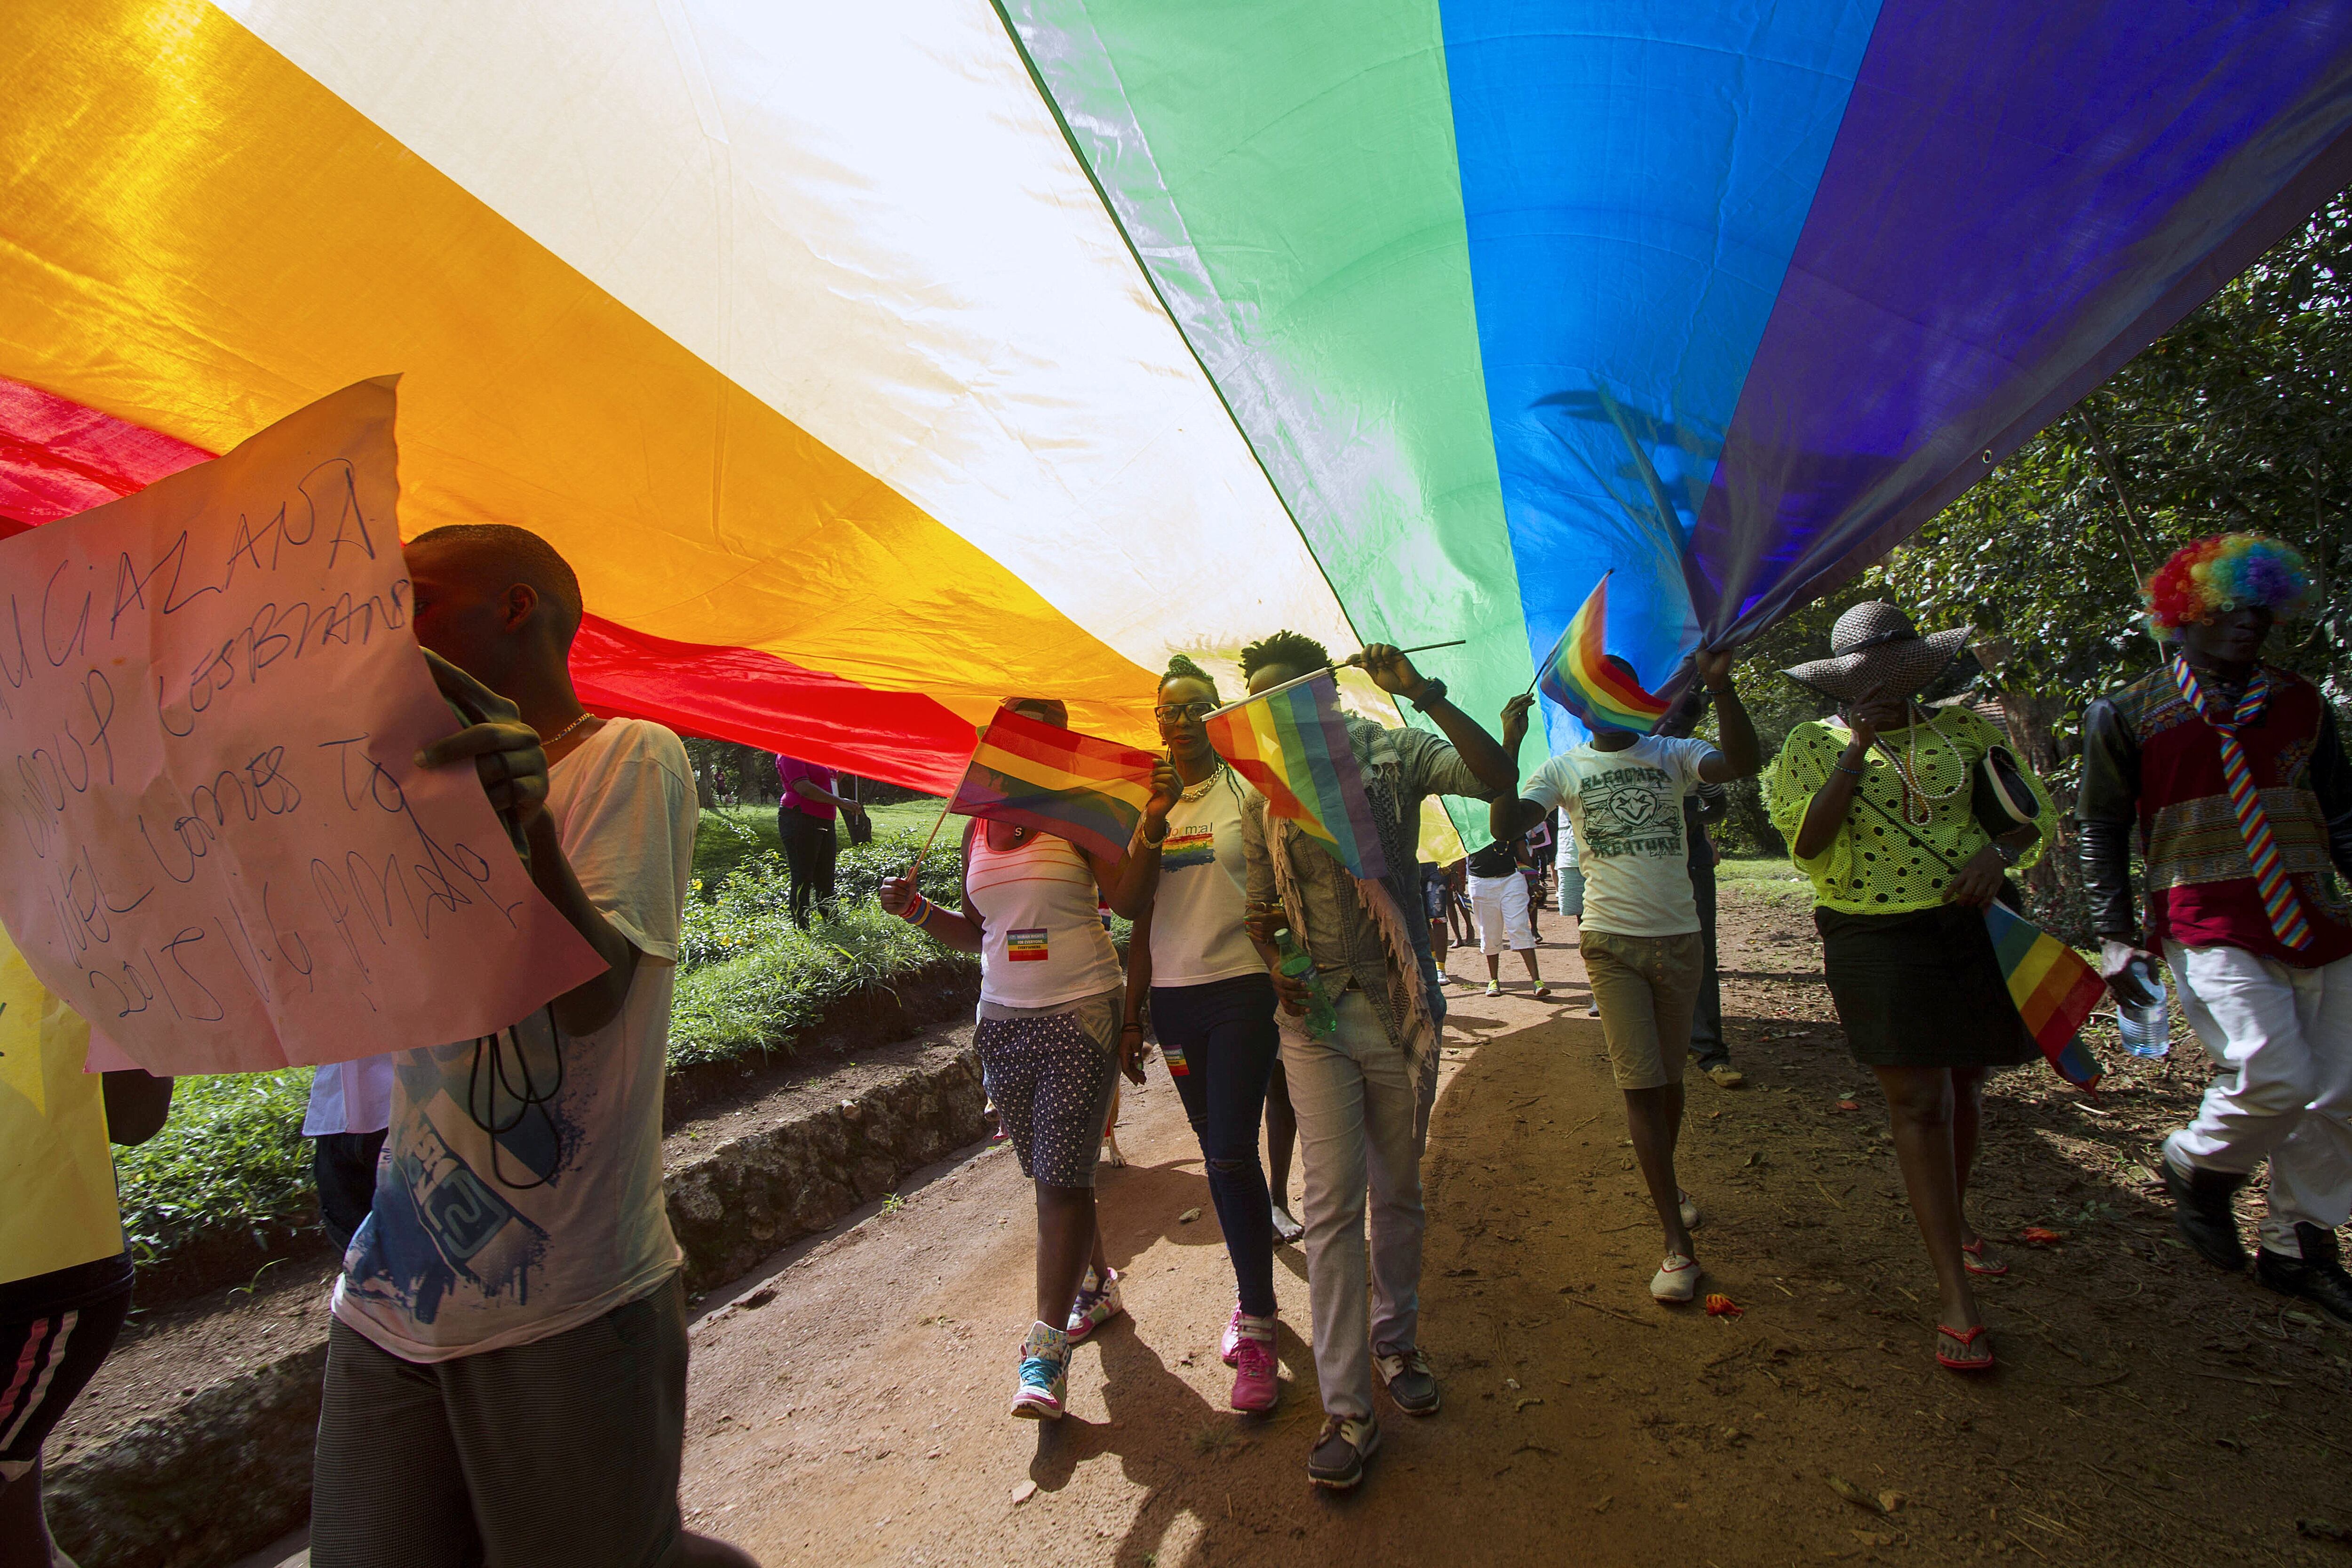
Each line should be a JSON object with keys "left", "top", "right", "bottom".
{"left": 1764, "top": 603, "right": 2050, "bottom": 1375}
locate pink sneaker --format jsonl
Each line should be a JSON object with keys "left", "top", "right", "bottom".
{"left": 1229, "top": 1328, "right": 1279, "bottom": 1411}
{"left": 1219, "top": 1304, "right": 1247, "bottom": 1366}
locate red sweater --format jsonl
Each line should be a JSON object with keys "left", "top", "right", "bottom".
{"left": 2077, "top": 665, "right": 2352, "bottom": 967}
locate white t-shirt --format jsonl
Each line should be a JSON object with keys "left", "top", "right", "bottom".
{"left": 967, "top": 827, "right": 1123, "bottom": 1009}
{"left": 303, "top": 1052, "right": 396, "bottom": 1138}
{"left": 1520, "top": 737, "right": 1717, "bottom": 938}
{"left": 1145, "top": 769, "right": 1264, "bottom": 988}
{"left": 333, "top": 717, "right": 698, "bottom": 1362}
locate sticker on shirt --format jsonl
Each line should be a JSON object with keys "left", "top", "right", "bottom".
{"left": 1579, "top": 765, "right": 1687, "bottom": 861}
{"left": 1008, "top": 928, "right": 1049, "bottom": 962}
{"left": 1161, "top": 824, "right": 1218, "bottom": 870}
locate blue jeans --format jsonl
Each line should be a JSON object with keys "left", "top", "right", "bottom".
{"left": 1152, "top": 973, "right": 1282, "bottom": 1316}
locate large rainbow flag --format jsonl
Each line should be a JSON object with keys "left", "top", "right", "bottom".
{"left": 949, "top": 708, "right": 1158, "bottom": 865}
{"left": 1984, "top": 902, "right": 2106, "bottom": 1090}
{"left": 0, "top": 0, "right": 2344, "bottom": 832}
{"left": 1535, "top": 573, "right": 1675, "bottom": 735}
{"left": 1203, "top": 673, "right": 1387, "bottom": 882}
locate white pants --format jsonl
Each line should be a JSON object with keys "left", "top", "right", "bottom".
{"left": 1282, "top": 991, "right": 1431, "bottom": 1421}
{"left": 2163, "top": 943, "right": 2352, "bottom": 1255}
{"left": 1468, "top": 872, "right": 1534, "bottom": 955}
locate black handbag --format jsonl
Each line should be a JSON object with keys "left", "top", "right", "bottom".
{"left": 1971, "top": 745, "right": 2041, "bottom": 838}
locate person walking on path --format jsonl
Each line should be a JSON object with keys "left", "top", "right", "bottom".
{"left": 2078, "top": 535, "right": 2352, "bottom": 1323}
{"left": 1496, "top": 651, "right": 1757, "bottom": 1311}
{"left": 1659, "top": 690, "right": 1742, "bottom": 1089}
{"left": 1764, "top": 602, "right": 2050, "bottom": 1373}
{"left": 1422, "top": 861, "right": 1454, "bottom": 978}
{"left": 1235, "top": 632, "right": 1518, "bottom": 1492}
{"left": 1105, "top": 657, "right": 1286, "bottom": 1412}
{"left": 880, "top": 699, "right": 1144, "bottom": 1421}
{"left": 304, "top": 1052, "right": 397, "bottom": 1253}
{"left": 1465, "top": 834, "right": 1548, "bottom": 997}
{"left": 773, "top": 754, "right": 868, "bottom": 928}
{"left": 1444, "top": 859, "right": 1474, "bottom": 951}
{"left": 315, "top": 525, "right": 755, "bottom": 1568}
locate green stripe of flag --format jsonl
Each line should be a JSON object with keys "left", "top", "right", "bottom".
{"left": 1000, "top": 0, "right": 1521, "bottom": 850}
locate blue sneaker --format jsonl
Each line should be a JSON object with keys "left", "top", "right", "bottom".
{"left": 1010, "top": 1321, "right": 1069, "bottom": 1420}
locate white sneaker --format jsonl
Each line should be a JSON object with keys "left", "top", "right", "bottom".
{"left": 1485, "top": 980, "right": 1502, "bottom": 997}
{"left": 1651, "top": 1253, "right": 1701, "bottom": 1304}
{"left": 1678, "top": 1190, "right": 1703, "bottom": 1231}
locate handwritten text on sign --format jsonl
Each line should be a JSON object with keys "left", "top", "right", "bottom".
{"left": 0, "top": 378, "right": 601, "bottom": 1075}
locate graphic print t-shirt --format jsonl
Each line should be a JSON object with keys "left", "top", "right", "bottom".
{"left": 333, "top": 718, "right": 697, "bottom": 1363}
{"left": 1144, "top": 771, "right": 1264, "bottom": 988}
{"left": 1519, "top": 737, "right": 1716, "bottom": 938}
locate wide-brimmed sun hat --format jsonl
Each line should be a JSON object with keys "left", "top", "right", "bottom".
{"left": 1781, "top": 602, "right": 1972, "bottom": 703}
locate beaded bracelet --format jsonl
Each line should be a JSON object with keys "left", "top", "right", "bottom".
{"left": 1832, "top": 761, "right": 1865, "bottom": 778}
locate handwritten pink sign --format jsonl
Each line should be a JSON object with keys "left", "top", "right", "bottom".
{"left": 0, "top": 378, "right": 603, "bottom": 1075}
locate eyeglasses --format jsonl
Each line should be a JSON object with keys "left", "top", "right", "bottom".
{"left": 1153, "top": 701, "right": 1219, "bottom": 722}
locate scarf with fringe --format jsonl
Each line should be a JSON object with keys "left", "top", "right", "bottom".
{"left": 1266, "top": 720, "right": 1441, "bottom": 1098}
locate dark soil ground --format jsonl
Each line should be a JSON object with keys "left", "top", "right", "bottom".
{"left": 664, "top": 876, "right": 2351, "bottom": 1568}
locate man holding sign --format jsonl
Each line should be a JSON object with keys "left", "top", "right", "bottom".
{"left": 307, "top": 526, "right": 752, "bottom": 1568}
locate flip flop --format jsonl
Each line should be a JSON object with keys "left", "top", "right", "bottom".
{"left": 1961, "top": 1238, "right": 2009, "bottom": 1277}
{"left": 1935, "top": 1323, "right": 1994, "bottom": 1372}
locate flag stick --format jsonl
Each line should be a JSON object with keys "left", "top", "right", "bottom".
{"left": 1335, "top": 638, "right": 1466, "bottom": 667}
{"left": 1207, "top": 641, "right": 1472, "bottom": 721}
{"left": 906, "top": 796, "right": 956, "bottom": 883}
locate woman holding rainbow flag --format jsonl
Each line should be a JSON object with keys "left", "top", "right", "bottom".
{"left": 878, "top": 698, "right": 1146, "bottom": 1422}
{"left": 1763, "top": 602, "right": 2053, "bottom": 1372}
{"left": 1104, "top": 656, "right": 1287, "bottom": 1414}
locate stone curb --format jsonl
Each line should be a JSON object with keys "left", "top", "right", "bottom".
{"left": 49, "top": 1038, "right": 989, "bottom": 1568}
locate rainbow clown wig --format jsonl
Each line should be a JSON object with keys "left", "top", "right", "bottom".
{"left": 2145, "top": 534, "right": 2312, "bottom": 632}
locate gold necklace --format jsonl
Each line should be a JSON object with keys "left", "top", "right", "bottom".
{"left": 544, "top": 710, "right": 597, "bottom": 748}
{"left": 1178, "top": 759, "right": 1224, "bottom": 803}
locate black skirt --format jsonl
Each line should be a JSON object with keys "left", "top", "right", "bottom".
{"left": 1814, "top": 903, "right": 2035, "bottom": 1069}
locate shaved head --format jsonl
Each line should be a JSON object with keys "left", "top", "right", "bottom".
{"left": 408, "top": 523, "right": 584, "bottom": 647}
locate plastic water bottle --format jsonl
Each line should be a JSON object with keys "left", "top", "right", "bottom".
{"left": 2116, "top": 956, "right": 2170, "bottom": 1058}
{"left": 1274, "top": 930, "right": 1338, "bottom": 1039}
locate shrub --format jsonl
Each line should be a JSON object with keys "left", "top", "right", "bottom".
{"left": 681, "top": 829, "right": 965, "bottom": 969}
{"left": 114, "top": 1068, "right": 315, "bottom": 1266}
{"left": 670, "top": 900, "right": 974, "bottom": 1067}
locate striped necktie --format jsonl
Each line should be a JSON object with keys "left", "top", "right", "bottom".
{"left": 2170, "top": 654, "right": 2310, "bottom": 949}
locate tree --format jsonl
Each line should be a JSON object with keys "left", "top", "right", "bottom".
{"left": 1726, "top": 192, "right": 2352, "bottom": 941}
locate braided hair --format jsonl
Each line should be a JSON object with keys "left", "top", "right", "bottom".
{"left": 1161, "top": 653, "right": 1221, "bottom": 703}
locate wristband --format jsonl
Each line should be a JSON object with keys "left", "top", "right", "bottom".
{"left": 1119, "top": 1020, "right": 1144, "bottom": 1034}
{"left": 900, "top": 892, "right": 933, "bottom": 927}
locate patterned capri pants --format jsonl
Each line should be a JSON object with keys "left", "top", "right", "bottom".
{"left": 978, "top": 987, "right": 1124, "bottom": 1189}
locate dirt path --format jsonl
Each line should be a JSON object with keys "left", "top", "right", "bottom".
{"left": 671, "top": 883, "right": 2352, "bottom": 1568}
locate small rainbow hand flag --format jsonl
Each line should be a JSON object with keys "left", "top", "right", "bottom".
{"left": 1203, "top": 670, "right": 1387, "bottom": 882}
{"left": 1983, "top": 902, "right": 2106, "bottom": 1090}
{"left": 1535, "top": 572, "right": 1673, "bottom": 733}
{"left": 949, "top": 707, "right": 1158, "bottom": 865}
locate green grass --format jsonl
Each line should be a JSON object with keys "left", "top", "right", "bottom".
{"left": 1714, "top": 854, "right": 1815, "bottom": 905}
{"left": 670, "top": 900, "right": 973, "bottom": 1067}
{"left": 113, "top": 1068, "right": 317, "bottom": 1267}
